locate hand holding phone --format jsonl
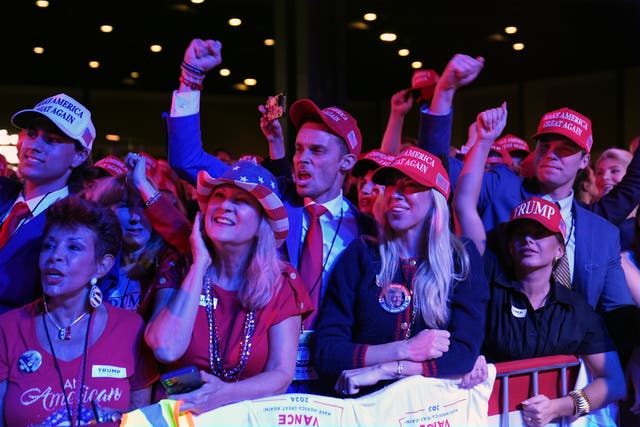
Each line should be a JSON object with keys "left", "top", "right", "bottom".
{"left": 160, "top": 366, "right": 204, "bottom": 395}
{"left": 263, "top": 93, "right": 286, "bottom": 121}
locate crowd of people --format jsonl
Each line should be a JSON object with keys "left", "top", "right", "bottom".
{"left": 0, "top": 36, "right": 639, "bottom": 427}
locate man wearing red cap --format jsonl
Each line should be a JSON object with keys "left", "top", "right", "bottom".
{"left": 166, "top": 39, "right": 376, "bottom": 393}
{"left": 458, "top": 104, "right": 638, "bottom": 319}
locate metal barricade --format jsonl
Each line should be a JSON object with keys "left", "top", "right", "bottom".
{"left": 488, "top": 355, "right": 581, "bottom": 427}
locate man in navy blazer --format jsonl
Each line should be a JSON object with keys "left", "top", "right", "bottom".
{"left": 0, "top": 93, "right": 95, "bottom": 314}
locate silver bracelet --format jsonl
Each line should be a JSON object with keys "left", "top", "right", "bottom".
{"left": 143, "top": 190, "right": 161, "bottom": 208}
{"left": 393, "top": 360, "right": 404, "bottom": 378}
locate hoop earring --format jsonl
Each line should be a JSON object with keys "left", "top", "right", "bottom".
{"left": 89, "top": 278, "right": 102, "bottom": 308}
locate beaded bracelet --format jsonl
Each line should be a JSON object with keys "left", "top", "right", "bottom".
{"left": 143, "top": 190, "right": 161, "bottom": 209}
{"left": 181, "top": 61, "right": 205, "bottom": 75}
{"left": 568, "top": 389, "right": 591, "bottom": 417}
{"left": 179, "top": 75, "right": 204, "bottom": 91}
{"left": 180, "top": 61, "right": 206, "bottom": 91}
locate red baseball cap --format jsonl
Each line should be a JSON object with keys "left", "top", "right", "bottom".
{"left": 95, "top": 155, "right": 127, "bottom": 177}
{"left": 488, "top": 143, "right": 512, "bottom": 167}
{"left": 289, "top": 99, "right": 362, "bottom": 157}
{"left": 410, "top": 69, "right": 439, "bottom": 102}
{"left": 372, "top": 147, "right": 450, "bottom": 198}
{"left": 532, "top": 107, "right": 593, "bottom": 153}
{"left": 496, "top": 134, "right": 530, "bottom": 155}
{"left": 352, "top": 149, "right": 395, "bottom": 178}
{"left": 509, "top": 197, "right": 567, "bottom": 239}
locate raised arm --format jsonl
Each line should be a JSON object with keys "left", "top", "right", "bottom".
{"left": 453, "top": 103, "right": 508, "bottom": 255}
{"left": 258, "top": 97, "right": 286, "bottom": 161}
{"left": 418, "top": 54, "right": 484, "bottom": 188}
{"left": 258, "top": 97, "right": 293, "bottom": 179}
{"left": 380, "top": 89, "right": 414, "bottom": 155}
{"left": 145, "top": 212, "right": 211, "bottom": 363}
{"left": 127, "top": 152, "right": 192, "bottom": 254}
{"left": 430, "top": 54, "right": 485, "bottom": 115}
{"left": 167, "top": 38, "right": 229, "bottom": 186}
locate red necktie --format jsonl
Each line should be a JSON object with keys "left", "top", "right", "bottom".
{"left": 0, "top": 202, "right": 31, "bottom": 247}
{"left": 300, "top": 204, "right": 328, "bottom": 329}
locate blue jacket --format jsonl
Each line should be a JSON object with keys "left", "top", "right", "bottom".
{"left": 165, "top": 113, "right": 377, "bottom": 270}
{"left": 0, "top": 178, "right": 44, "bottom": 314}
{"left": 418, "top": 110, "right": 637, "bottom": 313}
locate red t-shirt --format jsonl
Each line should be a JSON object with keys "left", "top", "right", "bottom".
{"left": 0, "top": 301, "right": 158, "bottom": 426}
{"left": 162, "top": 264, "right": 313, "bottom": 380}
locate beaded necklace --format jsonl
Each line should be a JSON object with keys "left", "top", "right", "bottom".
{"left": 203, "top": 273, "right": 256, "bottom": 382}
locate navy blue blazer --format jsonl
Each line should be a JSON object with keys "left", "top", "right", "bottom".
{"left": 0, "top": 178, "right": 44, "bottom": 314}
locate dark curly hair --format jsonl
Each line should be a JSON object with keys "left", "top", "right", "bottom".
{"left": 44, "top": 195, "right": 122, "bottom": 259}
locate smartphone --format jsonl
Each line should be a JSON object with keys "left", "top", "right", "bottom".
{"left": 404, "top": 88, "right": 421, "bottom": 102}
{"left": 160, "top": 366, "right": 204, "bottom": 395}
{"left": 264, "top": 93, "right": 286, "bottom": 120}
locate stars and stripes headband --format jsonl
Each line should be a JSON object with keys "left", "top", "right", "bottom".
{"left": 196, "top": 161, "right": 289, "bottom": 247}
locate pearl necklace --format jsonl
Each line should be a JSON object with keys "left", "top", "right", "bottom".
{"left": 204, "top": 273, "right": 255, "bottom": 382}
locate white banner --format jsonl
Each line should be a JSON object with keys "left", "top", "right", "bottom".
{"left": 194, "top": 365, "right": 497, "bottom": 427}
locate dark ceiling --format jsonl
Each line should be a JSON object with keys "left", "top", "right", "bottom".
{"left": 1, "top": 0, "right": 639, "bottom": 102}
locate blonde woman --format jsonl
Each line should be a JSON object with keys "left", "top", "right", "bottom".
{"left": 314, "top": 148, "right": 488, "bottom": 396}
{"left": 595, "top": 148, "right": 633, "bottom": 199}
{"left": 145, "top": 161, "right": 312, "bottom": 414}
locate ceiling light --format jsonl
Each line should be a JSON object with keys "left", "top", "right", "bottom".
{"left": 363, "top": 13, "right": 377, "bottom": 21}
{"left": 505, "top": 26, "right": 518, "bottom": 34}
{"left": 487, "top": 33, "right": 507, "bottom": 42}
{"left": 233, "top": 83, "right": 249, "bottom": 91}
{"left": 130, "top": 71, "right": 140, "bottom": 79}
{"left": 512, "top": 42, "right": 525, "bottom": 51}
{"left": 243, "top": 78, "right": 257, "bottom": 86}
{"left": 411, "top": 61, "right": 423, "bottom": 69}
{"left": 100, "top": 25, "right": 113, "bottom": 33}
{"left": 105, "top": 134, "right": 121, "bottom": 142}
{"left": 379, "top": 33, "right": 397, "bottom": 42}
{"left": 150, "top": 44, "right": 162, "bottom": 53}
{"left": 219, "top": 68, "right": 231, "bottom": 77}
{"left": 264, "top": 38, "right": 275, "bottom": 46}
{"left": 35, "top": 0, "right": 49, "bottom": 7}
{"left": 88, "top": 61, "right": 100, "bottom": 69}
{"left": 348, "top": 21, "right": 369, "bottom": 30}
{"left": 191, "top": 0, "right": 205, "bottom": 3}
{"left": 33, "top": 47, "right": 44, "bottom": 54}
{"left": 398, "top": 49, "right": 410, "bottom": 57}
{"left": 228, "top": 18, "right": 242, "bottom": 27}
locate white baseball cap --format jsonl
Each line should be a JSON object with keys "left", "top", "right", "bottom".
{"left": 11, "top": 93, "right": 96, "bottom": 151}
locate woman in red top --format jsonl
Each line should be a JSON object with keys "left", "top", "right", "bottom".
{"left": 0, "top": 196, "right": 157, "bottom": 426}
{"left": 145, "top": 160, "right": 312, "bottom": 414}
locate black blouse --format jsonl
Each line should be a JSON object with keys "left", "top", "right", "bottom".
{"left": 482, "top": 251, "right": 615, "bottom": 363}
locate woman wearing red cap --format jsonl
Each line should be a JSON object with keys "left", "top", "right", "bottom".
{"left": 145, "top": 160, "right": 312, "bottom": 414}
{"left": 454, "top": 106, "right": 625, "bottom": 427}
{"left": 313, "top": 147, "right": 488, "bottom": 396}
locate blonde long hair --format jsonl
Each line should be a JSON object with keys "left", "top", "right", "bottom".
{"left": 376, "top": 189, "right": 469, "bottom": 328}
{"left": 209, "top": 216, "right": 286, "bottom": 311}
